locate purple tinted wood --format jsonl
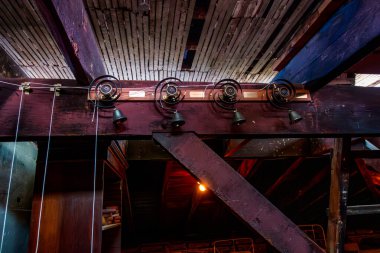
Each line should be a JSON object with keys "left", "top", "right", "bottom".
{"left": 34, "top": 0, "right": 106, "bottom": 83}
{"left": 153, "top": 132, "right": 325, "bottom": 253}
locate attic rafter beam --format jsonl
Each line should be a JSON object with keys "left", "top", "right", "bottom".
{"left": 34, "top": 0, "right": 106, "bottom": 84}
{"left": 275, "top": 0, "right": 380, "bottom": 91}
{"left": 153, "top": 132, "right": 325, "bottom": 253}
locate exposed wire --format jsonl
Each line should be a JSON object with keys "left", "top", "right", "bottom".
{"left": 34, "top": 89, "right": 57, "bottom": 253}
{"left": 90, "top": 101, "right": 99, "bottom": 253}
{"left": 0, "top": 89, "right": 24, "bottom": 253}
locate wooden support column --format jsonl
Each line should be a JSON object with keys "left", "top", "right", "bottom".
{"left": 275, "top": 0, "right": 380, "bottom": 91}
{"left": 153, "top": 132, "right": 325, "bottom": 253}
{"left": 34, "top": 0, "right": 106, "bottom": 83}
{"left": 327, "top": 138, "right": 351, "bottom": 253}
{"left": 28, "top": 139, "right": 110, "bottom": 253}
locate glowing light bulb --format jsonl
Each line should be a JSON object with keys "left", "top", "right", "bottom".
{"left": 198, "top": 184, "right": 206, "bottom": 192}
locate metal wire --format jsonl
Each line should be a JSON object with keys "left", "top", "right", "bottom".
{"left": 0, "top": 89, "right": 24, "bottom": 253}
{"left": 34, "top": 89, "right": 56, "bottom": 253}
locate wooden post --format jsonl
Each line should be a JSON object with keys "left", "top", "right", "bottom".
{"left": 327, "top": 138, "right": 350, "bottom": 253}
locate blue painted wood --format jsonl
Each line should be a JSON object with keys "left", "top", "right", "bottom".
{"left": 275, "top": 0, "right": 380, "bottom": 90}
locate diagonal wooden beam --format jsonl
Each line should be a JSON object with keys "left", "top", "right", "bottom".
{"left": 153, "top": 132, "right": 325, "bottom": 253}
{"left": 327, "top": 138, "right": 351, "bottom": 253}
{"left": 275, "top": 0, "right": 380, "bottom": 91}
{"left": 33, "top": 0, "right": 106, "bottom": 84}
{"left": 265, "top": 157, "right": 304, "bottom": 197}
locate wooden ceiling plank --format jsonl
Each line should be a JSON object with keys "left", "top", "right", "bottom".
{"left": 235, "top": 0, "right": 295, "bottom": 81}
{"left": 142, "top": 15, "right": 151, "bottom": 80}
{"left": 116, "top": 8, "right": 133, "bottom": 80}
{"left": 0, "top": 4, "right": 47, "bottom": 78}
{"left": 123, "top": 3, "right": 138, "bottom": 81}
{"left": 153, "top": 0, "right": 163, "bottom": 75}
{"left": 106, "top": 7, "right": 124, "bottom": 79}
{"left": 327, "top": 138, "right": 351, "bottom": 253}
{"left": 229, "top": 0, "right": 283, "bottom": 80}
{"left": 22, "top": 1, "right": 72, "bottom": 79}
{"left": 153, "top": 132, "right": 325, "bottom": 253}
{"left": 159, "top": 0, "right": 170, "bottom": 76}
{"left": 249, "top": 0, "right": 314, "bottom": 77}
{"left": 134, "top": 1, "right": 147, "bottom": 80}
{"left": 175, "top": 0, "right": 196, "bottom": 72}
{"left": 200, "top": 0, "right": 237, "bottom": 76}
{"left": 173, "top": 0, "right": 192, "bottom": 73}
{"left": 168, "top": 0, "right": 181, "bottom": 73}
{"left": 190, "top": 0, "right": 217, "bottom": 72}
{"left": 86, "top": 1, "right": 113, "bottom": 76}
{"left": 275, "top": 0, "right": 380, "bottom": 91}
{"left": 110, "top": 6, "right": 128, "bottom": 80}
{"left": 3, "top": 2, "right": 57, "bottom": 78}
{"left": 34, "top": 0, "right": 107, "bottom": 83}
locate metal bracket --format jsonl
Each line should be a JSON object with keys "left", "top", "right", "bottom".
{"left": 20, "top": 82, "right": 32, "bottom": 94}
{"left": 50, "top": 83, "right": 62, "bottom": 96}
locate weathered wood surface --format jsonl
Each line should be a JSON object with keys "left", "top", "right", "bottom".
{"left": 1, "top": 80, "right": 380, "bottom": 140}
{"left": 327, "top": 138, "right": 350, "bottom": 253}
{"left": 276, "top": 0, "right": 380, "bottom": 90}
{"left": 34, "top": 0, "right": 106, "bottom": 83}
{"left": 153, "top": 132, "right": 325, "bottom": 253}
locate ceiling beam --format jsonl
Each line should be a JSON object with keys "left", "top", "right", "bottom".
{"left": 153, "top": 132, "right": 325, "bottom": 253}
{"left": 1, "top": 80, "right": 380, "bottom": 140}
{"left": 327, "top": 138, "right": 351, "bottom": 253}
{"left": 275, "top": 0, "right": 380, "bottom": 91}
{"left": 225, "top": 138, "right": 333, "bottom": 158}
{"left": 33, "top": 0, "right": 106, "bottom": 84}
{"left": 272, "top": 0, "right": 347, "bottom": 71}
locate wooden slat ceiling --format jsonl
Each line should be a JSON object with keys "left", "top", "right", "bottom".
{"left": 0, "top": 0, "right": 322, "bottom": 82}
{"left": 0, "top": 0, "right": 74, "bottom": 79}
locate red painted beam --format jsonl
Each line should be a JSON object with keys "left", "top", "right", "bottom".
{"left": 1, "top": 80, "right": 380, "bottom": 140}
{"left": 153, "top": 132, "right": 325, "bottom": 253}
{"left": 34, "top": 0, "right": 106, "bottom": 84}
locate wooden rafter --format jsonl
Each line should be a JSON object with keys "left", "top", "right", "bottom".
{"left": 153, "top": 132, "right": 325, "bottom": 253}
{"left": 275, "top": 0, "right": 380, "bottom": 91}
{"left": 34, "top": 0, "right": 106, "bottom": 84}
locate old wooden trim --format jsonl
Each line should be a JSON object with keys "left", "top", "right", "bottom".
{"left": 153, "top": 132, "right": 325, "bottom": 253}
{"left": 327, "top": 138, "right": 351, "bottom": 253}
{"left": 275, "top": 0, "right": 380, "bottom": 91}
{"left": 34, "top": 0, "right": 106, "bottom": 83}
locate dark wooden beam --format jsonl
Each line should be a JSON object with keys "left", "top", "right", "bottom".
{"left": 153, "top": 132, "right": 325, "bottom": 253}
{"left": 1, "top": 80, "right": 380, "bottom": 140}
{"left": 226, "top": 138, "right": 333, "bottom": 158}
{"left": 273, "top": 0, "right": 347, "bottom": 71}
{"left": 275, "top": 0, "right": 380, "bottom": 91}
{"left": 327, "top": 138, "right": 351, "bottom": 253}
{"left": 265, "top": 157, "right": 304, "bottom": 197}
{"left": 33, "top": 0, "right": 106, "bottom": 83}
